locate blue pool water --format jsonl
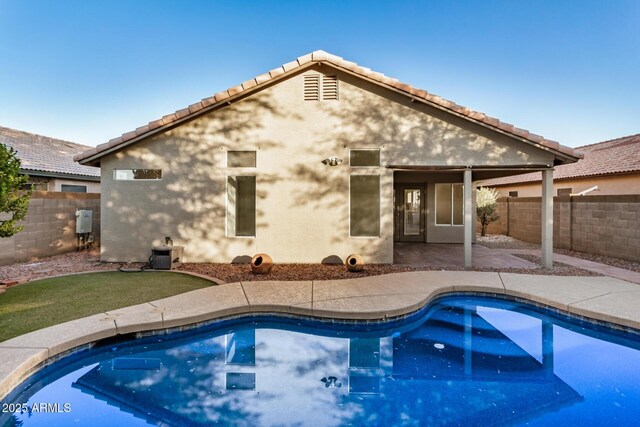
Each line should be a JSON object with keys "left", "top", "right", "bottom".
{"left": 1, "top": 295, "right": 639, "bottom": 426}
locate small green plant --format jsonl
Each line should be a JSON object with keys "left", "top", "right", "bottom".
{"left": 476, "top": 187, "right": 500, "bottom": 237}
{"left": 0, "top": 143, "right": 32, "bottom": 238}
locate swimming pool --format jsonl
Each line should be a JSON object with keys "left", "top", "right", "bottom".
{"left": 1, "top": 295, "right": 639, "bottom": 426}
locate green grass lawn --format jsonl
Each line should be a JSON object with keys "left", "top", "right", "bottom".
{"left": 0, "top": 271, "right": 214, "bottom": 342}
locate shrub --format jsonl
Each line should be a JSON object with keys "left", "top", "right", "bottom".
{"left": 476, "top": 187, "right": 500, "bottom": 236}
{"left": 0, "top": 143, "right": 32, "bottom": 238}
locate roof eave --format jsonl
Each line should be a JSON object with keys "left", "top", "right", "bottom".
{"left": 21, "top": 169, "right": 101, "bottom": 181}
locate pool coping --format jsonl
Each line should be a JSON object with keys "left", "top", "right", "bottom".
{"left": 1, "top": 270, "right": 639, "bottom": 401}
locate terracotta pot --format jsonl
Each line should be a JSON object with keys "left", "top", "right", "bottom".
{"left": 345, "top": 254, "right": 364, "bottom": 272}
{"left": 251, "top": 253, "right": 273, "bottom": 274}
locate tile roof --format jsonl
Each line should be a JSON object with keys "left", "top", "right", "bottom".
{"left": 0, "top": 126, "right": 100, "bottom": 179}
{"left": 75, "top": 50, "right": 582, "bottom": 165}
{"left": 483, "top": 133, "right": 640, "bottom": 186}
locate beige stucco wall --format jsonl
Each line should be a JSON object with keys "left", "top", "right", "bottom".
{"left": 489, "top": 174, "right": 640, "bottom": 197}
{"left": 99, "top": 64, "right": 555, "bottom": 263}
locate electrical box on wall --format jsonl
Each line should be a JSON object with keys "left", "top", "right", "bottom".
{"left": 75, "top": 210, "right": 93, "bottom": 233}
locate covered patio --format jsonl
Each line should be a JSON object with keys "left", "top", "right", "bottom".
{"left": 393, "top": 242, "right": 538, "bottom": 268}
{"left": 392, "top": 166, "right": 556, "bottom": 268}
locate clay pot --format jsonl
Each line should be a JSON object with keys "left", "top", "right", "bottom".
{"left": 251, "top": 253, "right": 273, "bottom": 274}
{"left": 345, "top": 254, "right": 364, "bottom": 272}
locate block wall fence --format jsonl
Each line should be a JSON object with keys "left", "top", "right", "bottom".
{"left": 0, "top": 191, "right": 100, "bottom": 266}
{"left": 479, "top": 195, "right": 640, "bottom": 262}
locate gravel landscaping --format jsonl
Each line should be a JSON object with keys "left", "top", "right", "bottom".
{"left": 511, "top": 254, "right": 601, "bottom": 276}
{"left": 555, "top": 248, "right": 640, "bottom": 273}
{"left": 0, "top": 243, "right": 605, "bottom": 284}
{"left": 476, "top": 234, "right": 538, "bottom": 249}
{"left": 0, "top": 249, "right": 144, "bottom": 282}
{"left": 478, "top": 234, "right": 640, "bottom": 273}
{"left": 177, "top": 261, "right": 599, "bottom": 282}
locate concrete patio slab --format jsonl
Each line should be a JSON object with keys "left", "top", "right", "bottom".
{"left": 420, "top": 271, "right": 505, "bottom": 293}
{"left": 0, "top": 347, "right": 48, "bottom": 402}
{"left": 106, "top": 303, "right": 164, "bottom": 335}
{"left": 241, "top": 280, "right": 312, "bottom": 312}
{"left": 500, "top": 273, "right": 638, "bottom": 311}
{"left": 311, "top": 292, "right": 435, "bottom": 320}
{"left": 394, "top": 243, "right": 538, "bottom": 268}
{"left": 155, "top": 282, "right": 249, "bottom": 329}
{"left": 569, "top": 290, "right": 640, "bottom": 329}
{"left": 312, "top": 272, "right": 444, "bottom": 302}
{"left": 0, "top": 313, "right": 117, "bottom": 357}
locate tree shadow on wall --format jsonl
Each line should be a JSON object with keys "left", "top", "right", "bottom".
{"left": 286, "top": 77, "right": 531, "bottom": 247}
{"left": 105, "top": 91, "right": 293, "bottom": 262}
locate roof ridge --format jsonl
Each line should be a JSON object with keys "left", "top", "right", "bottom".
{"left": 0, "top": 125, "right": 93, "bottom": 149}
{"left": 75, "top": 50, "right": 582, "bottom": 164}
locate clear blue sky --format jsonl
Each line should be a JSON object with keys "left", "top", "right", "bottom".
{"left": 0, "top": 0, "right": 638, "bottom": 148}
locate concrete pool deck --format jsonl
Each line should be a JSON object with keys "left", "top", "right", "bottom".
{"left": 1, "top": 270, "right": 639, "bottom": 400}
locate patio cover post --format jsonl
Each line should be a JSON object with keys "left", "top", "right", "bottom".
{"left": 464, "top": 169, "right": 473, "bottom": 267}
{"left": 541, "top": 169, "right": 554, "bottom": 268}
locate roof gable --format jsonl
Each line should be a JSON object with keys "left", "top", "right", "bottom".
{"left": 75, "top": 50, "right": 582, "bottom": 166}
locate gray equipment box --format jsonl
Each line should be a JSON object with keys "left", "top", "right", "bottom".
{"left": 75, "top": 210, "right": 93, "bottom": 233}
{"left": 151, "top": 246, "right": 184, "bottom": 270}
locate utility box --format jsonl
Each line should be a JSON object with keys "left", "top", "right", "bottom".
{"left": 75, "top": 210, "right": 93, "bottom": 234}
{"left": 151, "top": 246, "right": 184, "bottom": 270}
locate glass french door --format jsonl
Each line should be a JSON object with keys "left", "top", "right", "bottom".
{"left": 394, "top": 186, "right": 425, "bottom": 242}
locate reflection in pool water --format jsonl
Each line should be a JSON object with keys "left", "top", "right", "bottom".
{"left": 2, "top": 296, "right": 639, "bottom": 426}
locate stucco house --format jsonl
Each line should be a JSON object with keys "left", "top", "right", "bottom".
{"left": 482, "top": 133, "right": 640, "bottom": 197}
{"left": 0, "top": 126, "right": 100, "bottom": 193}
{"left": 75, "top": 51, "right": 581, "bottom": 267}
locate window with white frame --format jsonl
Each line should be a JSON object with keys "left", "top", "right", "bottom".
{"left": 227, "top": 151, "right": 257, "bottom": 168}
{"left": 227, "top": 176, "right": 256, "bottom": 237}
{"left": 113, "top": 169, "right": 162, "bottom": 180}
{"left": 435, "top": 183, "right": 464, "bottom": 225}
{"left": 350, "top": 175, "right": 380, "bottom": 237}
{"left": 350, "top": 149, "right": 380, "bottom": 167}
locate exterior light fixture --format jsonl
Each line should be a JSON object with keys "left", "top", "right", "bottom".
{"left": 321, "top": 156, "right": 343, "bottom": 166}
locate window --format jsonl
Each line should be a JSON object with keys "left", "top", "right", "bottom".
{"left": 61, "top": 184, "right": 87, "bottom": 193}
{"left": 227, "top": 151, "right": 256, "bottom": 168}
{"left": 114, "top": 169, "right": 162, "bottom": 180}
{"left": 508, "top": 191, "right": 519, "bottom": 198}
{"left": 350, "top": 149, "right": 380, "bottom": 167}
{"left": 557, "top": 188, "right": 572, "bottom": 196}
{"left": 435, "top": 183, "right": 464, "bottom": 226}
{"left": 227, "top": 176, "right": 256, "bottom": 237}
{"left": 350, "top": 175, "right": 380, "bottom": 237}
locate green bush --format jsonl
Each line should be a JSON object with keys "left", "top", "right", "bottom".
{"left": 0, "top": 143, "right": 32, "bottom": 238}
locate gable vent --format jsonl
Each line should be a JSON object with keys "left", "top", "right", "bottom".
{"left": 322, "top": 75, "right": 339, "bottom": 100}
{"left": 304, "top": 74, "right": 320, "bottom": 101}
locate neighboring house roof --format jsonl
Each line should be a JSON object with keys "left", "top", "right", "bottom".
{"left": 75, "top": 50, "right": 582, "bottom": 166}
{"left": 0, "top": 125, "right": 100, "bottom": 180}
{"left": 482, "top": 133, "right": 640, "bottom": 187}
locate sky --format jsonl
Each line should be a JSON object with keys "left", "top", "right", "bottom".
{"left": 0, "top": 0, "right": 638, "bottom": 148}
